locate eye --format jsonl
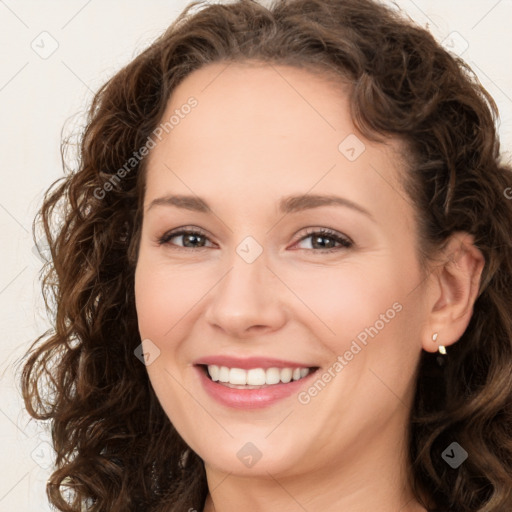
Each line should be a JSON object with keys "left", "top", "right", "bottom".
{"left": 293, "top": 228, "right": 353, "bottom": 253}
{"left": 157, "top": 226, "right": 353, "bottom": 253}
{"left": 157, "top": 227, "right": 214, "bottom": 250}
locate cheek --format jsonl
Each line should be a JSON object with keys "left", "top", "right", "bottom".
{"left": 288, "top": 262, "right": 402, "bottom": 347}
{"left": 134, "top": 257, "right": 203, "bottom": 339}
{"left": 134, "top": 260, "right": 199, "bottom": 432}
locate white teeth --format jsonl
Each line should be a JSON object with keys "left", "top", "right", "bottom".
{"left": 208, "top": 365, "right": 220, "bottom": 381}
{"left": 265, "top": 367, "right": 281, "bottom": 385}
{"left": 206, "top": 365, "right": 313, "bottom": 386}
{"left": 218, "top": 366, "right": 229, "bottom": 383}
{"left": 280, "top": 368, "right": 293, "bottom": 383}
{"left": 247, "top": 368, "right": 266, "bottom": 385}
{"left": 229, "top": 368, "right": 247, "bottom": 385}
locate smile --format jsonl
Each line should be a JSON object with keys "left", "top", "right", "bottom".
{"left": 205, "top": 365, "right": 314, "bottom": 388}
{"left": 195, "top": 364, "right": 320, "bottom": 408}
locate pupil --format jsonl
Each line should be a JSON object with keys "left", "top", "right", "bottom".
{"left": 185, "top": 234, "right": 203, "bottom": 247}
{"left": 315, "top": 235, "right": 332, "bottom": 249}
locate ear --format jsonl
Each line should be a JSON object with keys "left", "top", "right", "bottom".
{"left": 421, "top": 231, "right": 485, "bottom": 353}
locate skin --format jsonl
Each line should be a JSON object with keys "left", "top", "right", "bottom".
{"left": 134, "top": 61, "right": 484, "bottom": 512}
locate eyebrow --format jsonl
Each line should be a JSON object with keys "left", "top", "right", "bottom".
{"left": 146, "top": 193, "right": 375, "bottom": 221}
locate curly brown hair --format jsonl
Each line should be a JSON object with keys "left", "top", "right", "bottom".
{"left": 19, "top": 0, "right": 512, "bottom": 511}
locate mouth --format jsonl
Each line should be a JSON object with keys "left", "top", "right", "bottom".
{"left": 196, "top": 364, "right": 320, "bottom": 389}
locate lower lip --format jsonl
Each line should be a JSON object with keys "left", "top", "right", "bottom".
{"left": 195, "top": 366, "right": 318, "bottom": 409}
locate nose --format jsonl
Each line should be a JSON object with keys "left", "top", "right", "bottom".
{"left": 204, "top": 252, "right": 287, "bottom": 339}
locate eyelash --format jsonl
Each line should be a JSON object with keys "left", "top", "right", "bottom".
{"left": 157, "top": 226, "right": 353, "bottom": 254}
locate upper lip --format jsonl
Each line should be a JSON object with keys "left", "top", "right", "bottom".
{"left": 193, "top": 355, "right": 317, "bottom": 370}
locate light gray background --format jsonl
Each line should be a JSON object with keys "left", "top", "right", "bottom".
{"left": 1, "top": 1, "right": 511, "bottom": 510}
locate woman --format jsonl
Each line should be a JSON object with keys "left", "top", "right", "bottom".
{"left": 20, "top": 0, "right": 512, "bottom": 511}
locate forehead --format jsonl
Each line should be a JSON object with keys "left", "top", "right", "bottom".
{"left": 144, "top": 61, "right": 410, "bottom": 222}
{"left": 162, "top": 61, "right": 358, "bottom": 152}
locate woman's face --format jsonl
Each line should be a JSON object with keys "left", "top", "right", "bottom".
{"left": 134, "top": 62, "right": 429, "bottom": 478}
